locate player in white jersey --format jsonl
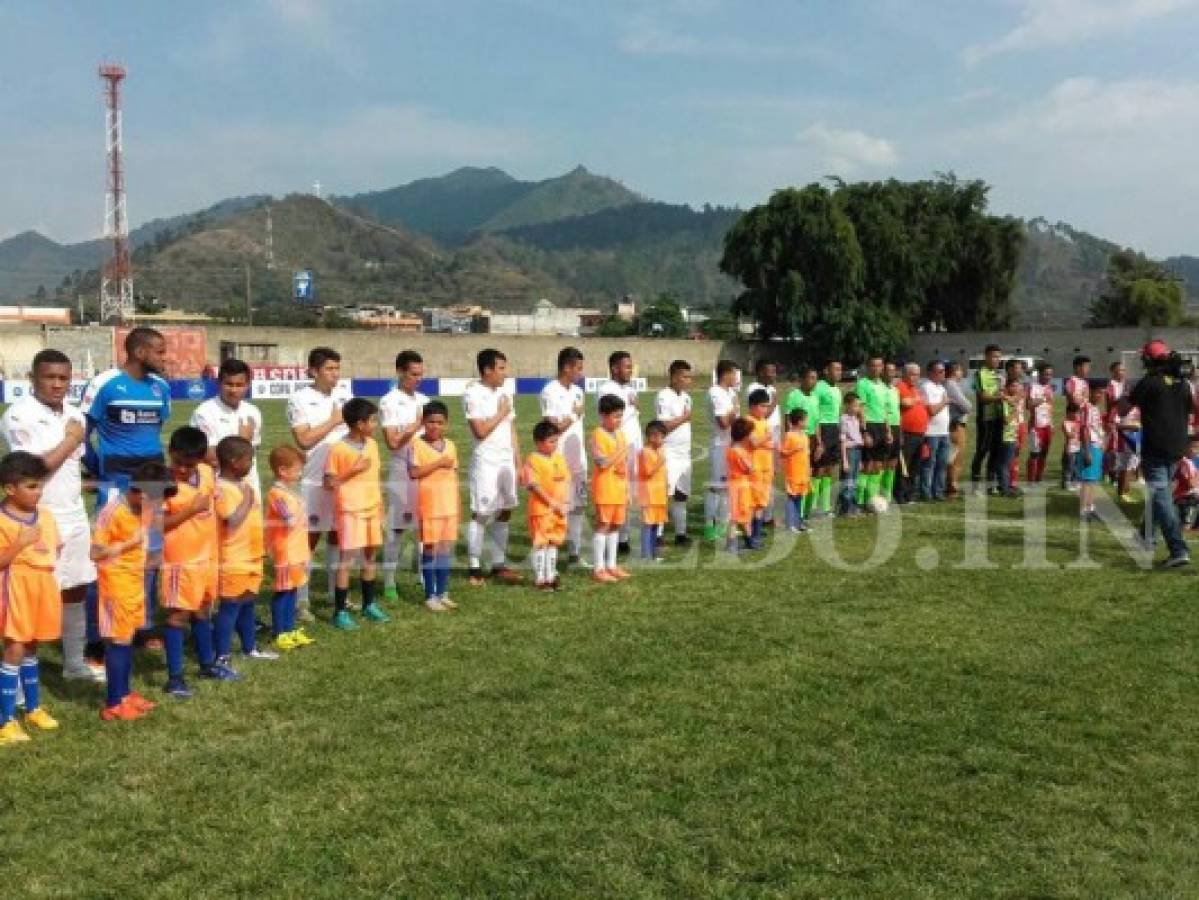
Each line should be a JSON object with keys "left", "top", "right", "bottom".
{"left": 745, "top": 359, "right": 781, "bottom": 524}
{"left": 540, "top": 346, "right": 589, "bottom": 565}
{"left": 0, "top": 349, "right": 103, "bottom": 682}
{"left": 190, "top": 358, "right": 263, "bottom": 493}
{"left": 655, "top": 359, "right": 694, "bottom": 545}
{"left": 287, "top": 347, "right": 348, "bottom": 619}
{"left": 378, "top": 350, "right": 429, "bottom": 601}
{"left": 464, "top": 348, "right": 523, "bottom": 585}
{"left": 705, "top": 359, "right": 741, "bottom": 541}
{"left": 597, "top": 350, "right": 641, "bottom": 551}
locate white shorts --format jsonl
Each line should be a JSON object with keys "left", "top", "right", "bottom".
{"left": 386, "top": 465, "right": 419, "bottom": 530}
{"left": 708, "top": 441, "right": 729, "bottom": 490}
{"left": 303, "top": 478, "right": 336, "bottom": 532}
{"left": 55, "top": 517, "right": 97, "bottom": 590}
{"left": 470, "top": 458, "right": 518, "bottom": 516}
{"left": 665, "top": 451, "right": 692, "bottom": 497}
{"left": 569, "top": 470, "right": 588, "bottom": 513}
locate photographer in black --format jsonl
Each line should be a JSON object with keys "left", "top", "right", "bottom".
{"left": 1122, "top": 340, "right": 1194, "bottom": 568}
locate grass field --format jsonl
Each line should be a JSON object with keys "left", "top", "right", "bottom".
{"left": 3, "top": 391, "right": 1198, "bottom": 898}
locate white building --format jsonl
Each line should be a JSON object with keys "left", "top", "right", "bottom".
{"left": 489, "top": 299, "right": 601, "bottom": 337}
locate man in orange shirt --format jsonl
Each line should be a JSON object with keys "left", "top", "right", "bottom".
{"left": 637, "top": 421, "right": 669, "bottom": 562}
{"left": 0, "top": 452, "right": 63, "bottom": 744}
{"left": 896, "top": 362, "right": 931, "bottom": 505}
{"left": 591, "top": 394, "right": 630, "bottom": 583}
{"left": 265, "top": 445, "right": 314, "bottom": 650}
{"left": 407, "top": 401, "right": 459, "bottom": 612}
{"left": 523, "top": 420, "right": 570, "bottom": 590}
{"left": 324, "top": 398, "right": 388, "bottom": 629}
{"left": 92, "top": 461, "right": 168, "bottom": 722}
{"left": 161, "top": 427, "right": 221, "bottom": 698}
{"left": 212, "top": 436, "right": 267, "bottom": 676}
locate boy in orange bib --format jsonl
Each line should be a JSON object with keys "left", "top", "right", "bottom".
{"left": 0, "top": 452, "right": 63, "bottom": 744}
{"left": 725, "top": 418, "right": 758, "bottom": 553}
{"left": 265, "top": 445, "right": 314, "bottom": 650}
{"left": 407, "top": 401, "right": 460, "bottom": 612}
{"left": 590, "top": 394, "right": 630, "bottom": 583}
{"left": 747, "top": 389, "right": 775, "bottom": 548}
{"left": 92, "top": 461, "right": 169, "bottom": 722}
{"left": 212, "top": 436, "right": 266, "bottom": 677}
{"left": 161, "top": 427, "right": 219, "bottom": 698}
{"left": 325, "top": 398, "right": 388, "bottom": 629}
{"left": 779, "top": 408, "right": 812, "bottom": 533}
{"left": 523, "top": 420, "right": 570, "bottom": 590}
{"left": 637, "top": 421, "right": 669, "bottom": 562}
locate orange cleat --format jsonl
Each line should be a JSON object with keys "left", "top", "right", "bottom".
{"left": 100, "top": 698, "right": 145, "bottom": 722}
{"left": 591, "top": 570, "right": 618, "bottom": 584}
{"left": 125, "top": 692, "right": 157, "bottom": 713}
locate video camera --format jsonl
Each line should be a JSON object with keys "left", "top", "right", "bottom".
{"left": 1144, "top": 350, "right": 1193, "bottom": 379}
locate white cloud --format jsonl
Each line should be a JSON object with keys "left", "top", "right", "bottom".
{"left": 965, "top": 0, "right": 1197, "bottom": 64}
{"left": 986, "top": 76, "right": 1199, "bottom": 138}
{"left": 798, "top": 123, "right": 899, "bottom": 173}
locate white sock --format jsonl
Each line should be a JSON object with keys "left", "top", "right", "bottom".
{"left": 383, "top": 529, "right": 401, "bottom": 584}
{"left": 491, "top": 520, "right": 510, "bottom": 568}
{"left": 606, "top": 532, "right": 619, "bottom": 570}
{"left": 61, "top": 602, "right": 86, "bottom": 670}
{"left": 467, "top": 519, "right": 485, "bottom": 570}
{"left": 533, "top": 548, "right": 546, "bottom": 582}
{"left": 671, "top": 500, "right": 687, "bottom": 536}
{"left": 567, "top": 511, "right": 584, "bottom": 556}
{"left": 593, "top": 533, "right": 608, "bottom": 571}
{"left": 547, "top": 547, "right": 558, "bottom": 580}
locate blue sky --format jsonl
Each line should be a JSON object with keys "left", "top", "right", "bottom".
{"left": 2, "top": 0, "right": 1196, "bottom": 256}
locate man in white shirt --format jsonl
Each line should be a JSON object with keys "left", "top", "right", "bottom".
{"left": 287, "top": 347, "right": 348, "bottom": 619}
{"left": 597, "top": 350, "right": 641, "bottom": 552}
{"left": 655, "top": 359, "right": 693, "bottom": 544}
{"left": 540, "top": 347, "right": 589, "bottom": 565}
{"left": 745, "top": 359, "right": 780, "bottom": 524}
{"left": 920, "top": 360, "right": 951, "bottom": 501}
{"left": 190, "top": 358, "right": 263, "bottom": 492}
{"left": 0, "top": 349, "right": 102, "bottom": 682}
{"left": 464, "top": 348, "right": 522, "bottom": 585}
{"left": 705, "top": 359, "right": 740, "bottom": 541}
{"left": 378, "top": 350, "right": 428, "bottom": 600}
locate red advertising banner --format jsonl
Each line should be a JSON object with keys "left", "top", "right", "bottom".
{"left": 115, "top": 326, "right": 208, "bottom": 379}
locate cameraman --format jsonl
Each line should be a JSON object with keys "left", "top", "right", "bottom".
{"left": 1122, "top": 340, "right": 1193, "bottom": 568}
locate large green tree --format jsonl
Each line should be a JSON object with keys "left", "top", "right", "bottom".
{"left": 1088, "top": 249, "right": 1184, "bottom": 327}
{"left": 719, "top": 176, "right": 1023, "bottom": 363}
{"left": 638, "top": 293, "right": 687, "bottom": 337}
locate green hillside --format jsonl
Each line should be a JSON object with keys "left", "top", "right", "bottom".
{"left": 479, "top": 166, "right": 641, "bottom": 231}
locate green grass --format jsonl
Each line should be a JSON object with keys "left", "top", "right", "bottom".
{"left": 4, "top": 392, "right": 1198, "bottom": 898}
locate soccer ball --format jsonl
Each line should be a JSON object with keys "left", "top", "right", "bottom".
{"left": 868, "top": 495, "right": 889, "bottom": 515}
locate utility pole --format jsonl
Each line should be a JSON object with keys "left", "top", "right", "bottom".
{"left": 244, "top": 262, "right": 253, "bottom": 325}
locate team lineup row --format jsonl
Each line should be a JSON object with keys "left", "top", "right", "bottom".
{"left": 0, "top": 330, "right": 1174, "bottom": 743}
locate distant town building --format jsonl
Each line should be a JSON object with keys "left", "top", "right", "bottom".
{"left": 489, "top": 299, "right": 602, "bottom": 337}
{"left": 343, "top": 305, "right": 423, "bottom": 332}
{"left": 614, "top": 296, "right": 637, "bottom": 321}
{"left": 423, "top": 304, "right": 491, "bottom": 334}
{"left": 0, "top": 306, "right": 72, "bottom": 326}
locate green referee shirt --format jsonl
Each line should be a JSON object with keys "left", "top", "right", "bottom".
{"left": 813, "top": 379, "right": 842, "bottom": 426}
{"left": 782, "top": 388, "right": 820, "bottom": 435}
{"left": 885, "top": 384, "right": 901, "bottom": 426}
{"left": 855, "top": 377, "right": 886, "bottom": 424}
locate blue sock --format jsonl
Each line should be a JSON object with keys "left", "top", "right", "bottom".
{"left": 236, "top": 600, "right": 257, "bottom": 653}
{"left": 105, "top": 644, "right": 130, "bottom": 706}
{"left": 284, "top": 590, "right": 297, "bottom": 632}
{"left": 142, "top": 568, "right": 159, "bottom": 633}
{"left": 164, "top": 624, "right": 185, "bottom": 679}
{"left": 640, "top": 525, "right": 651, "bottom": 558}
{"left": 19, "top": 657, "right": 40, "bottom": 713}
{"left": 85, "top": 583, "right": 100, "bottom": 644}
{"left": 119, "top": 644, "right": 133, "bottom": 699}
{"left": 436, "top": 553, "right": 450, "bottom": 597}
{"left": 0, "top": 662, "right": 18, "bottom": 724}
{"left": 192, "top": 618, "right": 215, "bottom": 667}
{"left": 421, "top": 550, "right": 436, "bottom": 599}
{"left": 270, "top": 594, "right": 286, "bottom": 636}
{"left": 214, "top": 601, "right": 239, "bottom": 659}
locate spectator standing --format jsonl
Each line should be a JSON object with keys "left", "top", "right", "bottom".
{"left": 921, "top": 361, "right": 951, "bottom": 501}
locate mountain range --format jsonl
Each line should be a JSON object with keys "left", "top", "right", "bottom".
{"left": 1, "top": 166, "right": 1194, "bottom": 328}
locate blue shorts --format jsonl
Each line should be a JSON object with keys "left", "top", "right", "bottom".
{"left": 1075, "top": 444, "right": 1104, "bottom": 483}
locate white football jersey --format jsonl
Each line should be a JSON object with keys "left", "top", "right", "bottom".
{"left": 540, "top": 379, "right": 587, "bottom": 472}
{"left": 286, "top": 386, "right": 348, "bottom": 481}
{"left": 191, "top": 397, "right": 263, "bottom": 486}
{"left": 463, "top": 380, "right": 515, "bottom": 464}
{"left": 655, "top": 388, "right": 692, "bottom": 453}
{"left": 598, "top": 378, "right": 641, "bottom": 448}
{"left": 0, "top": 395, "right": 87, "bottom": 521}
{"left": 379, "top": 387, "right": 429, "bottom": 473}
{"left": 708, "top": 384, "right": 739, "bottom": 447}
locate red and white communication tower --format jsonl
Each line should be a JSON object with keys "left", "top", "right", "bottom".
{"left": 99, "top": 62, "right": 133, "bottom": 322}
